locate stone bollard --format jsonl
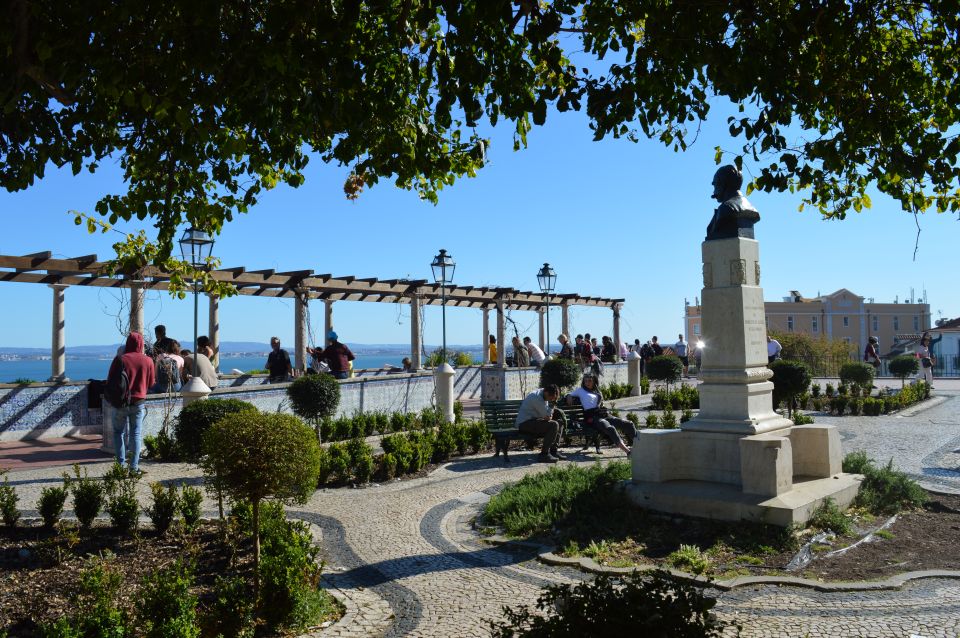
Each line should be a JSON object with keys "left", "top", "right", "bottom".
{"left": 435, "top": 362, "right": 456, "bottom": 423}
{"left": 181, "top": 377, "right": 212, "bottom": 408}
{"left": 627, "top": 351, "right": 642, "bottom": 396}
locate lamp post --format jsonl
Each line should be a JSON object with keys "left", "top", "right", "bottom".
{"left": 536, "top": 263, "right": 557, "bottom": 356}
{"left": 178, "top": 227, "right": 215, "bottom": 383}
{"left": 431, "top": 249, "right": 456, "bottom": 363}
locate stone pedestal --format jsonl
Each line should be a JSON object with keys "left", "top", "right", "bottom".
{"left": 181, "top": 378, "right": 211, "bottom": 407}
{"left": 628, "top": 237, "right": 859, "bottom": 526}
{"left": 626, "top": 353, "right": 642, "bottom": 397}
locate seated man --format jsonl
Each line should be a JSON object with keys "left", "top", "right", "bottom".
{"left": 515, "top": 384, "right": 567, "bottom": 463}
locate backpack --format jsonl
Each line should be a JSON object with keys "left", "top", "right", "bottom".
{"left": 156, "top": 356, "right": 179, "bottom": 391}
{"left": 104, "top": 356, "right": 132, "bottom": 409}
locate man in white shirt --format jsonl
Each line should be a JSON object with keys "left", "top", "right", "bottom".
{"left": 523, "top": 336, "right": 546, "bottom": 368}
{"left": 767, "top": 336, "right": 782, "bottom": 364}
{"left": 674, "top": 334, "right": 689, "bottom": 377}
{"left": 515, "top": 384, "right": 565, "bottom": 462}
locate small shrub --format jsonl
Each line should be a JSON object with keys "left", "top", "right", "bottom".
{"left": 807, "top": 497, "right": 852, "bottom": 535}
{"left": 849, "top": 384, "right": 862, "bottom": 398}
{"left": 646, "top": 355, "right": 683, "bottom": 389}
{"left": 660, "top": 409, "right": 677, "bottom": 429}
{"left": 539, "top": 358, "right": 581, "bottom": 391}
{"left": 491, "top": 569, "right": 732, "bottom": 637}
{"left": 792, "top": 412, "right": 815, "bottom": 425}
{"left": 883, "top": 394, "right": 901, "bottom": 414}
{"left": 204, "top": 575, "right": 255, "bottom": 638}
{"left": 381, "top": 434, "right": 415, "bottom": 474}
{"left": 862, "top": 397, "right": 883, "bottom": 416}
{"left": 346, "top": 438, "right": 374, "bottom": 484}
{"left": 376, "top": 453, "right": 398, "bottom": 481}
{"left": 829, "top": 395, "right": 849, "bottom": 415}
{"left": 667, "top": 544, "right": 712, "bottom": 575}
{"left": 453, "top": 424, "right": 470, "bottom": 456}
{"left": 466, "top": 421, "right": 492, "bottom": 453}
{"left": 889, "top": 355, "right": 919, "bottom": 387}
{"left": 145, "top": 482, "right": 179, "bottom": 536}
{"left": 855, "top": 460, "right": 928, "bottom": 515}
{"left": 432, "top": 422, "right": 457, "bottom": 462}
{"left": 651, "top": 387, "right": 670, "bottom": 410}
{"left": 136, "top": 559, "right": 200, "bottom": 638}
{"left": 769, "top": 359, "right": 811, "bottom": 417}
{"left": 153, "top": 428, "right": 180, "bottom": 461}
{"left": 175, "top": 398, "right": 257, "bottom": 461}
{"left": 38, "top": 485, "right": 68, "bottom": 528}
{"left": 811, "top": 383, "right": 821, "bottom": 398}
{"left": 41, "top": 556, "right": 129, "bottom": 637}
{"left": 179, "top": 485, "right": 203, "bottom": 528}
{"left": 639, "top": 376, "right": 650, "bottom": 394}
{"left": 825, "top": 383, "right": 835, "bottom": 397}
{"left": 0, "top": 471, "right": 20, "bottom": 527}
{"left": 287, "top": 375, "right": 342, "bottom": 438}
{"left": 680, "top": 409, "right": 694, "bottom": 423}
{"left": 645, "top": 413, "right": 659, "bottom": 428}
{"left": 316, "top": 447, "right": 333, "bottom": 485}
{"left": 837, "top": 383, "right": 849, "bottom": 396}
{"left": 327, "top": 443, "right": 351, "bottom": 482}
{"left": 842, "top": 451, "right": 873, "bottom": 474}
{"left": 849, "top": 398, "right": 863, "bottom": 415}
{"left": 811, "top": 397, "right": 825, "bottom": 412}
{"left": 453, "top": 400, "right": 464, "bottom": 423}
{"left": 65, "top": 464, "right": 104, "bottom": 531}
{"left": 105, "top": 471, "right": 140, "bottom": 534}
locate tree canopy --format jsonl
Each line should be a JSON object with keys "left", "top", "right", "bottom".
{"left": 4, "top": 1, "right": 959, "bottom": 279}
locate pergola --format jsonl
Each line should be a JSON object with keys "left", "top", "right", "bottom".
{"left": 0, "top": 252, "right": 625, "bottom": 380}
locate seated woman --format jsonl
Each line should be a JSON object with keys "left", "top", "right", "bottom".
{"left": 566, "top": 374, "right": 636, "bottom": 455}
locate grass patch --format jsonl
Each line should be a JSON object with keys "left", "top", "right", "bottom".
{"left": 873, "top": 529, "right": 894, "bottom": 540}
{"left": 842, "top": 450, "right": 873, "bottom": 474}
{"left": 667, "top": 544, "right": 712, "bottom": 575}
{"left": 483, "top": 462, "right": 630, "bottom": 538}
{"left": 854, "top": 460, "right": 927, "bottom": 515}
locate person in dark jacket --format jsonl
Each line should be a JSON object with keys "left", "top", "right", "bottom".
{"left": 322, "top": 331, "right": 355, "bottom": 379}
{"left": 266, "top": 336, "right": 292, "bottom": 382}
{"left": 107, "top": 332, "right": 155, "bottom": 473}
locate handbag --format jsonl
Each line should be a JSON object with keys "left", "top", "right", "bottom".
{"left": 921, "top": 357, "right": 933, "bottom": 369}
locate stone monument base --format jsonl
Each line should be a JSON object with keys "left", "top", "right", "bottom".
{"left": 627, "top": 424, "right": 861, "bottom": 526}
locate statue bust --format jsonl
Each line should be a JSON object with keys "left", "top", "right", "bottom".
{"left": 705, "top": 165, "right": 760, "bottom": 240}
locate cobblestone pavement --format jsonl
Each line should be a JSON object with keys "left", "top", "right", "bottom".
{"left": 4, "top": 391, "right": 960, "bottom": 637}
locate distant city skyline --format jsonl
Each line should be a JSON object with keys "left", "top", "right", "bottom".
{"left": 1, "top": 101, "right": 956, "bottom": 350}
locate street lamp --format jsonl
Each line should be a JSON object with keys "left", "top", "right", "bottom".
{"left": 431, "top": 249, "right": 456, "bottom": 363}
{"left": 178, "top": 227, "right": 215, "bottom": 380}
{"left": 536, "top": 263, "right": 557, "bottom": 356}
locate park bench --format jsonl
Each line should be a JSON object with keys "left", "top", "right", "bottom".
{"left": 480, "top": 399, "right": 602, "bottom": 462}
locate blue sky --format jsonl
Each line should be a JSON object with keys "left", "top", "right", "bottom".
{"left": 1, "top": 100, "right": 956, "bottom": 351}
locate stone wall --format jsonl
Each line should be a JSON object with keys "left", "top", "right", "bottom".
{"left": 1, "top": 365, "right": 485, "bottom": 442}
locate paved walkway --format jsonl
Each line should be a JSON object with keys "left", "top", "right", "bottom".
{"left": 3, "top": 391, "right": 959, "bottom": 637}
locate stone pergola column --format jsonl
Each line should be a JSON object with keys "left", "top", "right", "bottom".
{"left": 482, "top": 308, "right": 490, "bottom": 364}
{"left": 409, "top": 292, "right": 422, "bottom": 371}
{"left": 129, "top": 280, "right": 145, "bottom": 336}
{"left": 612, "top": 303, "right": 622, "bottom": 360}
{"left": 561, "top": 301, "right": 570, "bottom": 337}
{"left": 49, "top": 284, "right": 68, "bottom": 382}
{"left": 324, "top": 299, "right": 334, "bottom": 342}
{"left": 208, "top": 294, "right": 220, "bottom": 370}
{"left": 294, "top": 289, "right": 309, "bottom": 373}
{"left": 538, "top": 307, "right": 546, "bottom": 350}
{"left": 496, "top": 298, "right": 506, "bottom": 367}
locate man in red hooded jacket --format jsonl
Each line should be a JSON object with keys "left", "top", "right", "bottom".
{"left": 107, "top": 332, "right": 155, "bottom": 472}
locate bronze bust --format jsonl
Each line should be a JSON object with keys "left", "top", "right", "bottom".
{"left": 705, "top": 165, "right": 760, "bottom": 240}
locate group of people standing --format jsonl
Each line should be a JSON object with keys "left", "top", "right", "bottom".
{"left": 264, "top": 331, "right": 357, "bottom": 382}
{"left": 149, "top": 324, "right": 218, "bottom": 394}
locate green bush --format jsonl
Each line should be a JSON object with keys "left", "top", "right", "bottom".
{"left": 842, "top": 451, "right": 873, "bottom": 474}
{"left": 175, "top": 398, "right": 257, "bottom": 461}
{"left": 680, "top": 409, "right": 694, "bottom": 423}
{"left": 811, "top": 382, "right": 821, "bottom": 397}
{"left": 179, "top": 485, "right": 203, "bottom": 528}
{"left": 837, "top": 383, "right": 849, "bottom": 396}
{"left": 316, "top": 447, "right": 332, "bottom": 485}
{"left": 645, "top": 414, "right": 659, "bottom": 428}
{"left": 849, "top": 398, "right": 863, "bottom": 415}
{"left": 376, "top": 453, "right": 398, "bottom": 481}
{"left": 65, "top": 464, "right": 104, "bottom": 531}
{"left": 287, "top": 374, "right": 342, "bottom": 438}
{"left": 769, "top": 359, "right": 811, "bottom": 417}
{"left": 862, "top": 397, "right": 883, "bottom": 416}
{"left": 204, "top": 575, "right": 255, "bottom": 638}
{"left": 792, "top": 412, "right": 815, "bottom": 425}
{"left": 825, "top": 383, "right": 835, "bottom": 397}
{"left": 327, "top": 443, "right": 351, "bottom": 483}
{"left": 346, "top": 438, "right": 374, "bottom": 483}
{"left": 0, "top": 470, "right": 20, "bottom": 527}
{"left": 807, "top": 497, "right": 852, "bottom": 535}
{"left": 103, "top": 463, "right": 141, "bottom": 534}
{"left": 146, "top": 483, "right": 179, "bottom": 536}
{"left": 667, "top": 544, "right": 712, "bottom": 575}
{"left": 829, "top": 395, "right": 849, "bottom": 415}
{"left": 258, "top": 503, "right": 334, "bottom": 630}
{"left": 406, "top": 430, "right": 435, "bottom": 472}
{"left": 484, "top": 462, "right": 630, "bottom": 537}
{"left": 650, "top": 387, "right": 670, "bottom": 410}
{"left": 855, "top": 460, "right": 928, "bottom": 515}
{"left": 433, "top": 422, "right": 458, "bottom": 462}
{"left": 639, "top": 375, "right": 650, "bottom": 394}
{"left": 199, "top": 411, "right": 322, "bottom": 591}
{"left": 453, "top": 400, "right": 464, "bottom": 423}
{"left": 491, "top": 569, "right": 732, "bottom": 637}
{"left": 660, "top": 409, "right": 677, "bottom": 429}
{"left": 889, "top": 355, "right": 919, "bottom": 387}
{"left": 41, "top": 556, "right": 130, "bottom": 637}
{"left": 38, "top": 485, "right": 68, "bottom": 528}
{"left": 811, "top": 397, "right": 825, "bottom": 412}
{"left": 883, "top": 394, "right": 901, "bottom": 414}
{"left": 646, "top": 355, "right": 683, "bottom": 389}
{"left": 466, "top": 421, "right": 492, "bottom": 453}
{"left": 381, "top": 434, "right": 415, "bottom": 474}
{"left": 539, "top": 358, "right": 582, "bottom": 391}
{"left": 136, "top": 559, "right": 200, "bottom": 638}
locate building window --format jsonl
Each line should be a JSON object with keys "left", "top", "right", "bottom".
{"left": 693, "top": 324, "right": 700, "bottom": 335}
{"left": 872, "top": 316, "right": 878, "bottom": 332}
{"left": 787, "top": 316, "right": 794, "bottom": 331}
{"left": 843, "top": 316, "right": 849, "bottom": 327}
{"left": 913, "top": 316, "right": 919, "bottom": 331}
{"left": 893, "top": 316, "right": 900, "bottom": 331}
{"left": 812, "top": 316, "right": 819, "bottom": 333}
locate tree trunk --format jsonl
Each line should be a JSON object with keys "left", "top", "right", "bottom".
{"left": 253, "top": 498, "right": 261, "bottom": 598}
